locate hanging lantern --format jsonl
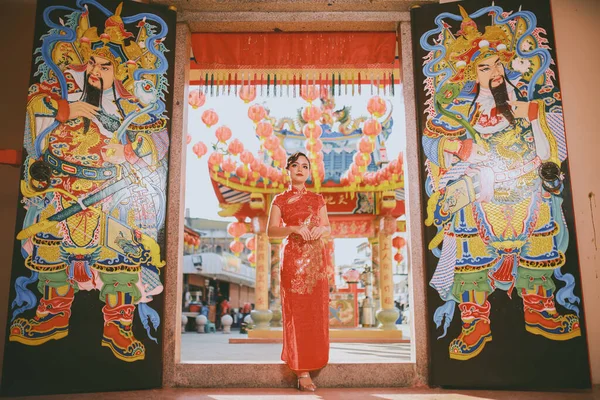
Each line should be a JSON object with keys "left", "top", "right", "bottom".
{"left": 358, "top": 136, "right": 375, "bottom": 154}
{"left": 248, "top": 104, "right": 266, "bottom": 123}
{"left": 192, "top": 141, "right": 208, "bottom": 159}
{"left": 305, "top": 138, "right": 323, "bottom": 153}
{"left": 247, "top": 252, "right": 256, "bottom": 267}
{"left": 229, "top": 240, "right": 245, "bottom": 256}
{"left": 264, "top": 135, "right": 280, "bottom": 151}
{"left": 245, "top": 235, "right": 256, "bottom": 251}
{"left": 302, "top": 105, "right": 322, "bottom": 122}
{"left": 302, "top": 123, "right": 323, "bottom": 140}
{"left": 367, "top": 96, "right": 387, "bottom": 117}
{"left": 228, "top": 138, "right": 244, "bottom": 156}
{"left": 221, "top": 157, "right": 236, "bottom": 178}
{"left": 227, "top": 221, "right": 247, "bottom": 238}
{"left": 208, "top": 152, "right": 223, "bottom": 171}
{"left": 186, "top": 134, "right": 192, "bottom": 145}
{"left": 300, "top": 85, "right": 319, "bottom": 103}
{"left": 239, "top": 85, "right": 257, "bottom": 103}
{"left": 354, "top": 152, "right": 368, "bottom": 167}
{"left": 394, "top": 252, "right": 404, "bottom": 263}
{"left": 240, "top": 150, "right": 255, "bottom": 166}
{"left": 236, "top": 165, "right": 248, "bottom": 182}
{"left": 342, "top": 268, "right": 361, "bottom": 283}
{"left": 188, "top": 89, "right": 206, "bottom": 109}
{"left": 363, "top": 119, "right": 382, "bottom": 137}
{"left": 273, "top": 148, "right": 287, "bottom": 167}
{"left": 215, "top": 126, "right": 232, "bottom": 143}
{"left": 393, "top": 236, "right": 407, "bottom": 249}
{"left": 202, "top": 109, "right": 219, "bottom": 128}
{"left": 256, "top": 121, "right": 274, "bottom": 139}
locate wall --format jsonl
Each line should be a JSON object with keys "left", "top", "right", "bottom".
{"left": 550, "top": 0, "right": 600, "bottom": 384}
{"left": 0, "top": 0, "right": 598, "bottom": 387}
{"left": 0, "top": 0, "right": 37, "bottom": 383}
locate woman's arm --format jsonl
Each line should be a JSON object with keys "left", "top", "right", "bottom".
{"left": 310, "top": 204, "right": 331, "bottom": 240}
{"left": 267, "top": 204, "right": 311, "bottom": 240}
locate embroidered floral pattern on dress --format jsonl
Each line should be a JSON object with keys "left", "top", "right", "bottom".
{"left": 274, "top": 186, "right": 327, "bottom": 295}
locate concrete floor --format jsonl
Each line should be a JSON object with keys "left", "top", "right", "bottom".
{"left": 181, "top": 326, "right": 412, "bottom": 363}
{"left": 13, "top": 387, "right": 600, "bottom": 399}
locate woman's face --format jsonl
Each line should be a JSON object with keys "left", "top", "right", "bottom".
{"left": 287, "top": 156, "right": 310, "bottom": 185}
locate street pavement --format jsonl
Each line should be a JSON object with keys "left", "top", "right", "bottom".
{"left": 181, "top": 325, "right": 412, "bottom": 363}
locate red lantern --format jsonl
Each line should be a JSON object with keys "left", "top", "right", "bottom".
{"left": 393, "top": 236, "right": 407, "bottom": 249}
{"left": 247, "top": 252, "right": 256, "bottom": 266}
{"left": 250, "top": 159, "right": 262, "bottom": 173}
{"left": 367, "top": 96, "right": 387, "bottom": 117}
{"left": 201, "top": 109, "right": 219, "bottom": 128}
{"left": 239, "top": 85, "right": 256, "bottom": 103}
{"left": 302, "top": 123, "right": 322, "bottom": 140}
{"left": 305, "top": 139, "right": 323, "bottom": 153}
{"left": 194, "top": 237, "right": 200, "bottom": 247}
{"left": 186, "top": 134, "right": 192, "bottom": 145}
{"left": 245, "top": 236, "right": 256, "bottom": 251}
{"left": 273, "top": 148, "right": 287, "bottom": 166}
{"left": 394, "top": 253, "right": 404, "bottom": 263}
{"left": 192, "top": 141, "right": 208, "bottom": 159}
{"left": 264, "top": 135, "right": 280, "bottom": 151}
{"left": 256, "top": 121, "right": 273, "bottom": 139}
{"left": 240, "top": 150, "right": 255, "bottom": 165}
{"left": 362, "top": 119, "right": 382, "bottom": 137}
{"left": 300, "top": 85, "right": 318, "bottom": 103}
{"left": 358, "top": 136, "right": 375, "bottom": 154}
{"left": 354, "top": 152, "right": 368, "bottom": 167}
{"left": 342, "top": 268, "right": 361, "bottom": 283}
{"left": 259, "top": 163, "right": 268, "bottom": 178}
{"left": 208, "top": 151, "right": 223, "bottom": 167}
{"left": 188, "top": 89, "right": 206, "bottom": 109}
{"left": 227, "top": 221, "right": 247, "bottom": 238}
{"left": 248, "top": 104, "right": 266, "bottom": 123}
{"left": 221, "top": 157, "right": 236, "bottom": 177}
{"left": 228, "top": 138, "right": 244, "bottom": 156}
{"left": 302, "top": 105, "right": 322, "bottom": 122}
{"left": 230, "top": 240, "right": 245, "bottom": 256}
{"left": 215, "top": 126, "right": 232, "bottom": 143}
{"left": 236, "top": 165, "right": 248, "bottom": 180}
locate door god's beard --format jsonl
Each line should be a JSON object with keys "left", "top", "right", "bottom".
{"left": 81, "top": 73, "right": 104, "bottom": 133}
{"left": 82, "top": 73, "right": 103, "bottom": 108}
{"left": 489, "top": 78, "right": 515, "bottom": 125}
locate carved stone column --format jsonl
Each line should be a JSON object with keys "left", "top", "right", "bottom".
{"left": 376, "top": 216, "right": 400, "bottom": 330}
{"left": 269, "top": 238, "right": 282, "bottom": 327}
{"left": 250, "top": 217, "right": 272, "bottom": 329}
{"left": 369, "top": 237, "right": 380, "bottom": 303}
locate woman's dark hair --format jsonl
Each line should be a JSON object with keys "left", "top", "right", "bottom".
{"left": 285, "top": 151, "right": 311, "bottom": 170}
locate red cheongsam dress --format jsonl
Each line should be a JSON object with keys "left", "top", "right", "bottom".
{"left": 273, "top": 186, "right": 330, "bottom": 372}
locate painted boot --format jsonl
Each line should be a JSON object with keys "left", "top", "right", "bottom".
{"left": 523, "top": 292, "right": 581, "bottom": 340}
{"left": 9, "top": 285, "right": 74, "bottom": 345}
{"left": 101, "top": 292, "right": 145, "bottom": 362}
{"left": 449, "top": 301, "right": 492, "bottom": 360}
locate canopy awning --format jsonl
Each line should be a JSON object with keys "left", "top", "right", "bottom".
{"left": 183, "top": 253, "right": 256, "bottom": 288}
{"left": 189, "top": 32, "right": 400, "bottom": 87}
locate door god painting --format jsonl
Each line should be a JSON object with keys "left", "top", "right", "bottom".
{"left": 3, "top": 0, "right": 174, "bottom": 386}
{"left": 415, "top": 1, "right": 586, "bottom": 365}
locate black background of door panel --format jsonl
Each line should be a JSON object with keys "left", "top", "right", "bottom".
{"left": 1, "top": 0, "right": 176, "bottom": 396}
{"left": 411, "top": 0, "right": 591, "bottom": 390}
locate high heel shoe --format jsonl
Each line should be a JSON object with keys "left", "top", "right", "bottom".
{"left": 297, "top": 372, "right": 316, "bottom": 392}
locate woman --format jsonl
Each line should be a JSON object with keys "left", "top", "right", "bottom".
{"left": 267, "top": 152, "right": 331, "bottom": 392}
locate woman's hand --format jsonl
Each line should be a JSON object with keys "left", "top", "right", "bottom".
{"left": 293, "top": 225, "right": 312, "bottom": 241}
{"left": 309, "top": 226, "right": 327, "bottom": 240}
